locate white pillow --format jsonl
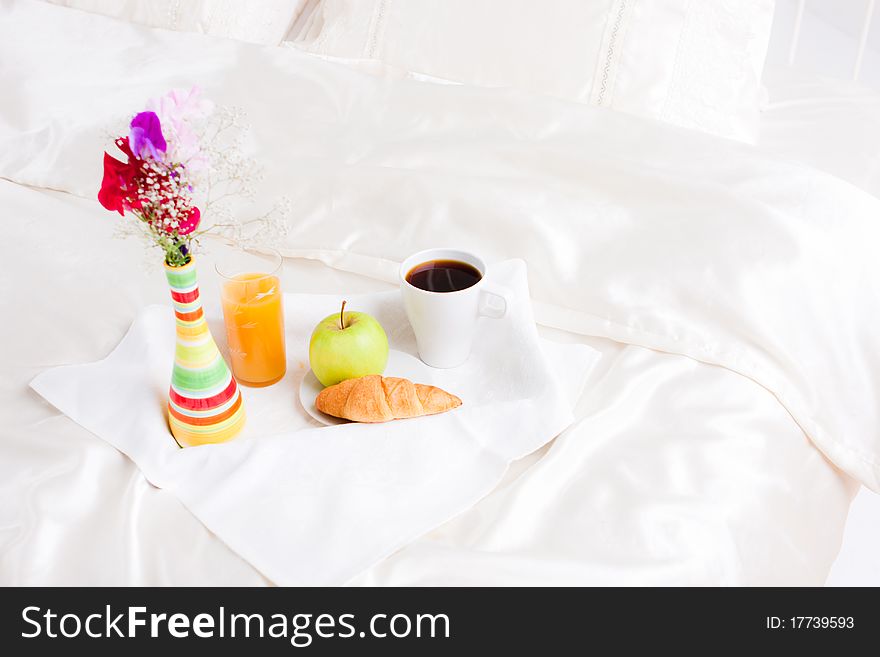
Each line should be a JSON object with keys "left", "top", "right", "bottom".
{"left": 42, "top": 0, "right": 307, "bottom": 45}
{"left": 291, "top": 0, "right": 775, "bottom": 142}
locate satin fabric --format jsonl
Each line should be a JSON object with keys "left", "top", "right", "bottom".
{"left": 0, "top": 1, "right": 870, "bottom": 584}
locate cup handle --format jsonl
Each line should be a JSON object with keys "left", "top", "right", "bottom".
{"left": 479, "top": 281, "right": 512, "bottom": 319}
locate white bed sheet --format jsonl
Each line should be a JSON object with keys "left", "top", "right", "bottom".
{"left": 757, "top": 66, "right": 880, "bottom": 585}
{"left": 2, "top": 0, "right": 879, "bottom": 585}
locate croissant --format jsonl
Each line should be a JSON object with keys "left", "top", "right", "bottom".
{"left": 315, "top": 375, "right": 462, "bottom": 423}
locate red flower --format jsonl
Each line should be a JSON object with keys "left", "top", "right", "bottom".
{"left": 98, "top": 137, "right": 142, "bottom": 215}
{"left": 177, "top": 207, "right": 201, "bottom": 235}
{"left": 98, "top": 153, "right": 129, "bottom": 214}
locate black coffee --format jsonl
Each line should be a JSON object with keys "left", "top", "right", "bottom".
{"left": 406, "top": 259, "right": 482, "bottom": 293}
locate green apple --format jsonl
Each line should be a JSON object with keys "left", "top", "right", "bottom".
{"left": 309, "top": 300, "right": 389, "bottom": 387}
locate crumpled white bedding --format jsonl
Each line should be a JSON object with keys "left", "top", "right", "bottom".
{"left": 1, "top": 0, "right": 877, "bottom": 584}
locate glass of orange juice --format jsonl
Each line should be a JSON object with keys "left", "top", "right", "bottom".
{"left": 215, "top": 247, "right": 286, "bottom": 387}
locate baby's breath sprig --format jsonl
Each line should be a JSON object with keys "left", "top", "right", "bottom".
{"left": 99, "top": 90, "right": 291, "bottom": 268}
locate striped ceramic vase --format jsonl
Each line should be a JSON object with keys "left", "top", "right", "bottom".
{"left": 165, "top": 258, "right": 246, "bottom": 447}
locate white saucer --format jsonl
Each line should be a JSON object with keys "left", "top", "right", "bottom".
{"left": 299, "top": 349, "right": 432, "bottom": 426}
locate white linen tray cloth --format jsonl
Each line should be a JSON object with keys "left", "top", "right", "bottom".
{"left": 31, "top": 260, "right": 598, "bottom": 585}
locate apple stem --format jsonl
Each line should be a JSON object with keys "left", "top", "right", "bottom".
{"left": 340, "top": 300, "right": 347, "bottom": 330}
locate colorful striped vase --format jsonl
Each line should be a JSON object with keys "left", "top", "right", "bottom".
{"left": 165, "top": 258, "right": 246, "bottom": 447}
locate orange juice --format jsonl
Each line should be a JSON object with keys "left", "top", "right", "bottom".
{"left": 220, "top": 273, "right": 286, "bottom": 387}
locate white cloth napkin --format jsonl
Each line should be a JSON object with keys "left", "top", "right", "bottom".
{"left": 31, "top": 260, "right": 598, "bottom": 585}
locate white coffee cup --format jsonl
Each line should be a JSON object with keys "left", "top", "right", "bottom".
{"left": 400, "top": 248, "right": 512, "bottom": 368}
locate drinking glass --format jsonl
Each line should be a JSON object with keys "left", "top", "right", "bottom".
{"left": 215, "top": 247, "right": 286, "bottom": 387}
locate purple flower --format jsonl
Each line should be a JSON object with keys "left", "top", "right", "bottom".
{"left": 128, "top": 111, "right": 167, "bottom": 160}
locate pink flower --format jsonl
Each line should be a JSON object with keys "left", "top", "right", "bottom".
{"left": 146, "top": 86, "right": 213, "bottom": 171}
